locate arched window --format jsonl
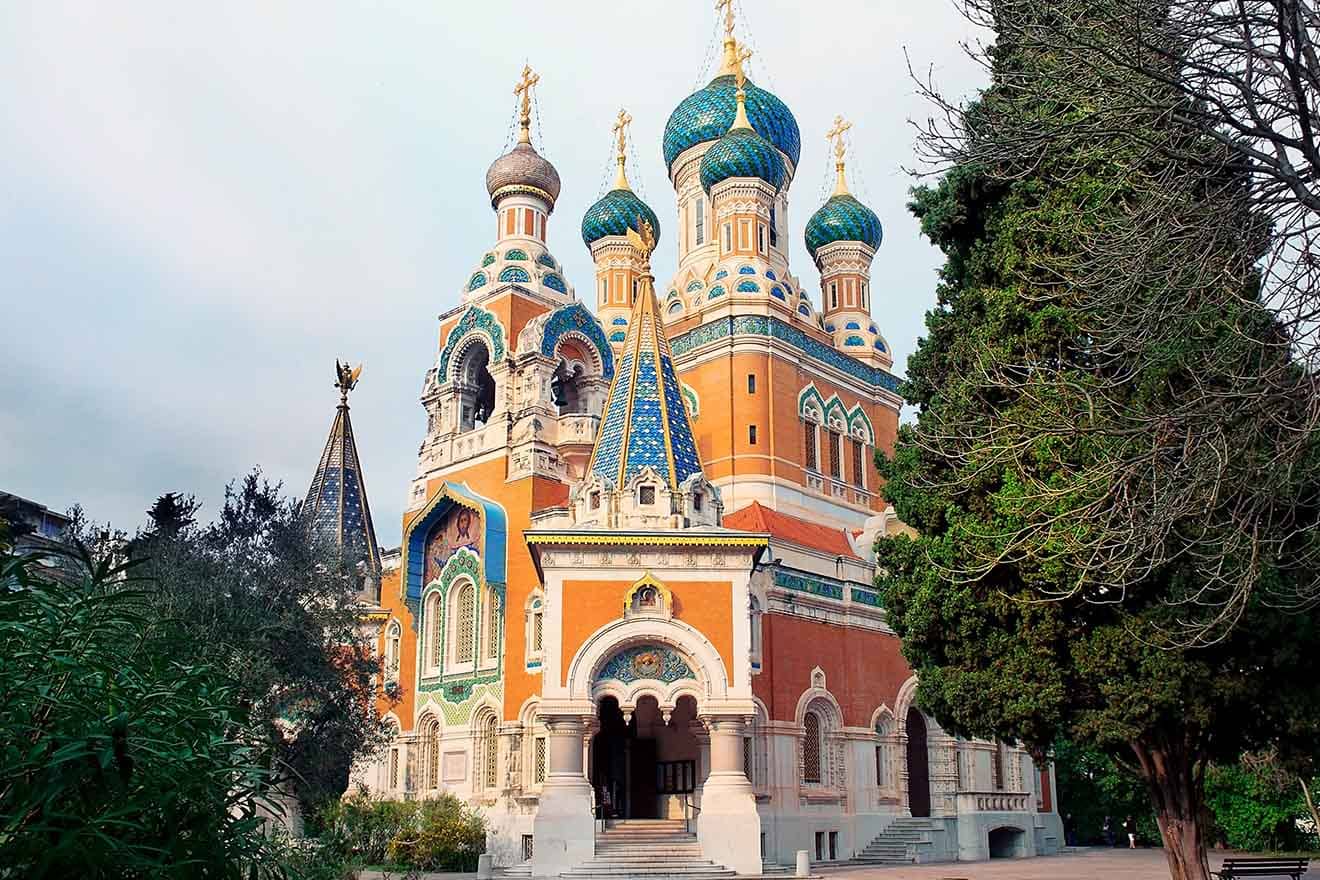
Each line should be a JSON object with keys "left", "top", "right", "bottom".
{"left": 420, "top": 715, "right": 441, "bottom": 790}
{"left": 482, "top": 587, "right": 500, "bottom": 664}
{"left": 525, "top": 594, "right": 545, "bottom": 664}
{"left": 477, "top": 712, "right": 499, "bottom": 791}
{"left": 749, "top": 595, "right": 763, "bottom": 663}
{"left": 451, "top": 583, "right": 476, "bottom": 666}
{"left": 384, "top": 620, "right": 402, "bottom": 683}
{"left": 456, "top": 342, "right": 496, "bottom": 432}
{"left": 803, "top": 711, "right": 822, "bottom": 784}
{"left": 827, "top": 429, "right": 842, "bottom": 479}
{"left": 803, "top": 420, "right": 818, "bottom": 472}
{"left": 852, "top": 438, "right": 866, "bottom": 488}
{"left": 424, "top": 593, "right": 442, "bottom": 674}
{"left": 874, "top": 711, "right": 896, "bottom": 796}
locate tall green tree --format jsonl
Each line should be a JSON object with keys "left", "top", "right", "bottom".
{"left": 880, "top": 3, "right": 1320, "bottom": 879}
{"left": 129, "top": 471, "right": 389, "bottom": 814}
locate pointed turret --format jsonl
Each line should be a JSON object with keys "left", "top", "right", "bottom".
{"left": 587, "top": 220, "right": 703, "bottom": 493}
{"left": 305, "top": 360, "right": 381, "bottom": 577}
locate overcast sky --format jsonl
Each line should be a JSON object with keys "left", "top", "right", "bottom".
{"left": 0, "top": 1, "right": 988, "bottom": 546}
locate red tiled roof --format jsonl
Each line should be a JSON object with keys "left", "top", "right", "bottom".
{"left": 724, "top": 502, "right": 861, "bottom": 560}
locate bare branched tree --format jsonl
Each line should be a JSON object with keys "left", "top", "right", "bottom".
{"left": 905, "top": 0, "right": 1320, "bottom": 643}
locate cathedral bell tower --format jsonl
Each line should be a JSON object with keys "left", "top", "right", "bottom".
{"left": 581, "top": 110, "right": 660, "bottom": 353}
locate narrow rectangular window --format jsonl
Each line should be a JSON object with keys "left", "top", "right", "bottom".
{"left": 852, "top": 438, "right": 865, "bottom": 487}
{"left": 830, "top": 283, "right": 838, "bottom": 309}
{"left": 539, "top": 213, "right": 547, "bottom": 241}
{"left": 534, "top": 737, "right": 547, "bottom": 784}
{"left": 523, "top": 208, "right": 534, "bottom": 235}
{"left": 845, "top": 278, "right": 855, "bottom": 306}
{"left": 600, "top": 278, "right": 608, "bottom": 305}
{"left": 739, "top": 220, "right": 750, "bottom": 250}
{"left": 485, "top": 593, "right": 499, "bottom": 660}
{"left": 389, "top": 748, "right": 399, "bottom": 789}
{"left": 532, "top": 610, "right": 543, "bottom": 652}
{"left": 828, "top": 430, "right": 841, "bottom": 479}
{"left": 723, "top": 223, "right": 732, "bottom": 253}
{"left": 743, "top": 737, "right": 752, "bottom": 779}
{"left": 695, "top": 197, "right": 705, "bottom": 245}
{"left": 804, "top": 422, "right": 817, "bottom": 471}
{"left": 829, "top": 832, "right": 838, "bottom": 860}
{"left": 747, "top": 374, "right": 756, "bottom": 394}
{"left": 769, "top": 204, "right": 778, "bottom": 247}
{"left": 506, "top": 209, "right": 516, "bottom": 236}
{"left": 757, "top": 224, "right": 767, "bottom": 255}
{"left": 684, "top": 204, "right": 691, "bottom": 254}
{"left": 814, "top": 832, "right": 824, "bottom": 861}
{"left": 749, "top": 424, "right": 758, "bottom": 445}
{"left": 861, "top": 282, "right": 868, "bottom": 309}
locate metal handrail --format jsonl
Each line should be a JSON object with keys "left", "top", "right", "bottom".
{"left": 681, "top": 793, "right": 702, "bottom": 834}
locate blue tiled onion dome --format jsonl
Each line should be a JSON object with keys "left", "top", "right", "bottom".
{"left": 581, "top": 188, "right": 661, "bottom": 248}
{"left": 804, "top": 194, "right": 883, "bottom": 261}
{"left": 664, "top": 75, "right": 801, "bottom": 171}
{"left": 699, "top": 125, "right": 786, "bottom": 194}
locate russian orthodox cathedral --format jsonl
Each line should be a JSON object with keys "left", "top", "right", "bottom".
{"left": 305, "top": 5, "right": 1063, "bottom": 874}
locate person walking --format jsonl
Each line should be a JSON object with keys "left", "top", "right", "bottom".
{"left": 1064, "top": 813, "right": 1077, "bottom": 847}
{"left": 1102, "top": 815, "right": 1115, "bottom": 848}
{"left": 1123, "top": 816, "right": 1137, "bottom": 849}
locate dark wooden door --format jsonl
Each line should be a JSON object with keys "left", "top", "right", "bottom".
{"left": 906, "top": 707, "right": 931, "bottom": 818}
{"left": 629, "top": 738, "right": 658, "bottom": 818}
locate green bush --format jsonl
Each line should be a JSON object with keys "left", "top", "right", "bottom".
{"left": 319, "top": 791, "right": 486, "bottom": 871}
{"left": 1206, "top": 763, "right": 1317, "bottom": 853}
{"left": 386, "top": 795, "right": 486, "bottom": 871}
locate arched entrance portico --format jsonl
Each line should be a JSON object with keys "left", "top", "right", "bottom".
{"left": 592, "top": 694, "right": 701, "bottom": 821}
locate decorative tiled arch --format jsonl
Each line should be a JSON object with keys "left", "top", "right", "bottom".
{"left": 438, "top": 305, "right": 506, "bottom": 383}
{"left": 798, "top": 384, "right": 826, "bottom": 422}
{"left": 543, "top": 273, "right": 568, "bottom": 294}
{"left": 539, "top": 301, "right": 615, "bottom": 380}
{"left": 498, "top": 266, "right": 530, "bottom": 283}
{"left": 847, "top": 406, "right": 875, "bottom": 445}
{"left": 736, "top": 280, "right": 760, "bottom": 293}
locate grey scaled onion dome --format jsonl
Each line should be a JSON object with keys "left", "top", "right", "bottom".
{"left": 485, "top": 141, "right": 562, "bottom": 209}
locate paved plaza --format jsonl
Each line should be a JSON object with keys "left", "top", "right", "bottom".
{"left": 815, "top": 849, "right": 1316, "bottom": 879}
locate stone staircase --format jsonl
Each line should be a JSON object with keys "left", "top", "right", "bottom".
{"left": 856, "top": 816, "right": 943, "bottom": 865}
{"left": 499, "top": 819, "right": 799, "bottom": 878}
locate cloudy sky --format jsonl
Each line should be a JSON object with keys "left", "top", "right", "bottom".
{"left": 0, "top": 1, "right": 987, "bottom": 546}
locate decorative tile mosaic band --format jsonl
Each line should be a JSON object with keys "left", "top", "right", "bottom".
{"left": 598, "top": 644, "right": 695, "bottom": 684}
{"left": 669, "top": 316, "right": 901, "bottom": 393}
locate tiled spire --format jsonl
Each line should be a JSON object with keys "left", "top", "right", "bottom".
{"left": 304, "top": 360, "right": 381, "bottom": 574}
{"left": 587, "top": 222, "right": 704, "bottom": 491}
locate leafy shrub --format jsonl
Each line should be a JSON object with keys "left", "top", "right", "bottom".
{"left": 385, "top": 795, "right": 486, "bottom": 872}
{"left": 319, "top": 791, "right": 486, "bottom": 871}
{"left": 0, "top": 543, "right": 285, "bottom": 878}
{"left": 1206, "top": 763, "right": 1317, "bottom": 853}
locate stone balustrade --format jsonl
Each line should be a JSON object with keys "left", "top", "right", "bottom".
{"left": 956, "top": 790, "right": 1031, "bottom": 813}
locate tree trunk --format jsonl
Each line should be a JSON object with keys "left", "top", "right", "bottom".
{"left": 1299, "top": 776, "right": 1320, "bottom": 847}
{"left": 1129, "top": 739, "right": 1212, "bottom": 880}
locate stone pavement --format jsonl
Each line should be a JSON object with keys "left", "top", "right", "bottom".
{"left": 817, "top": 848, "right": 1316, "bottom": 879}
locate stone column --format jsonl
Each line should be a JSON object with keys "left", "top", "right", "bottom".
{"left": 698, "top": 714, "right": 762, "bottom": 875}
{"left": 531, "top": 710, "right": 596, "bottom": 878}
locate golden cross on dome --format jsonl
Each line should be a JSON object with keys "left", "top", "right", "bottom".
{"left": 733, "top": 45, "right": 753, "bottom": 91}
{"left": 826, "top": 115, "right": 853, "bottom": 195}
{"left": 716, "top": 0, "right": 735, "bottom": 39}
{"left": 514, "top": 64, "right": 540, "bottom": 145}
{"left": 612, "top": 108, "right": 633, "bottom": 191}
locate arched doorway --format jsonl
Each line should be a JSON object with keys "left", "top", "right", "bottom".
{"left": 591, "top": 695, "right": 699, "bottom": 821}
{"left": 906, "top": 707, "right": 931, "bottom": 818}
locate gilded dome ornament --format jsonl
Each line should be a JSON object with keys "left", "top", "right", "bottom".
{"left": 485, "top": 64, "right": 562, "bottom": 209}
{"left": 581, "top": 108, "right": 662, "bottom": 248}
{"left": 804, "top": 115, "right": 883, "bottom": 261}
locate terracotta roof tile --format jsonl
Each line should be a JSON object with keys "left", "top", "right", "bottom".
{"left": 724, "top": 502, "right": 860, "bottom": 560}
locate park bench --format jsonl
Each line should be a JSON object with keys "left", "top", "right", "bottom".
{"left": 1213, "top": 857, "right": 1310, "bottom": 879}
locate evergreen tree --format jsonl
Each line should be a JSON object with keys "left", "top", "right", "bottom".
{"left": 880, "top": 3, "right": 1320, "bottom": 879}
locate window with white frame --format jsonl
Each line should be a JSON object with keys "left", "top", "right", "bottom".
{"left": 534, "top": 736, "right": 547, "bottom": 785}
{"left": 420, "top": 714, "right": 441, "bottom": 790}
{"left": 827, "top": 429, "right": 842, "bottom": 479}
{"left": 384, "top": 620, "right": 402, "bottom": 683}
{"left": 424, "top": 593, "right": 443, "bottom": 674}
{"left": 874, "top": 712, "right": 896, "bottom": 795}
{"left": 479, "top": 712, "right": 499, "bottom": 791}
{"left": 450, "top": 582, "right": 476, "bottom": 667}
{"left": 803, "top": 711, "right": 823, "bottom": 784}
{"left": 482, "top": 587, "right": 500, "bottom": 664}
{"left": 525, "top": 593, "right": 545, "bottom": 663}
{"left": 749, "top": 595, "right": 763, "bottom": 663}
{"left": 695, "top": 197, "right": 705, "bottom": 245}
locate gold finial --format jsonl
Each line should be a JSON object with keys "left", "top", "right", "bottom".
{"left": 730, "top": 46, "right": 754, "bottom": 130}
{"left": 826, "top": 115, "right": 853, "bottom": 196}
{"left": 514, "top": 64, "right": 540, "bottom": 145}
{"left": 716, "top": 0, "right": 741, "bottom": 76}
{"left": 612, "top": 108, "right": 633, "bottom": 191}
{"left": 335, "top": 359, "right": 363, "bottom": 404}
